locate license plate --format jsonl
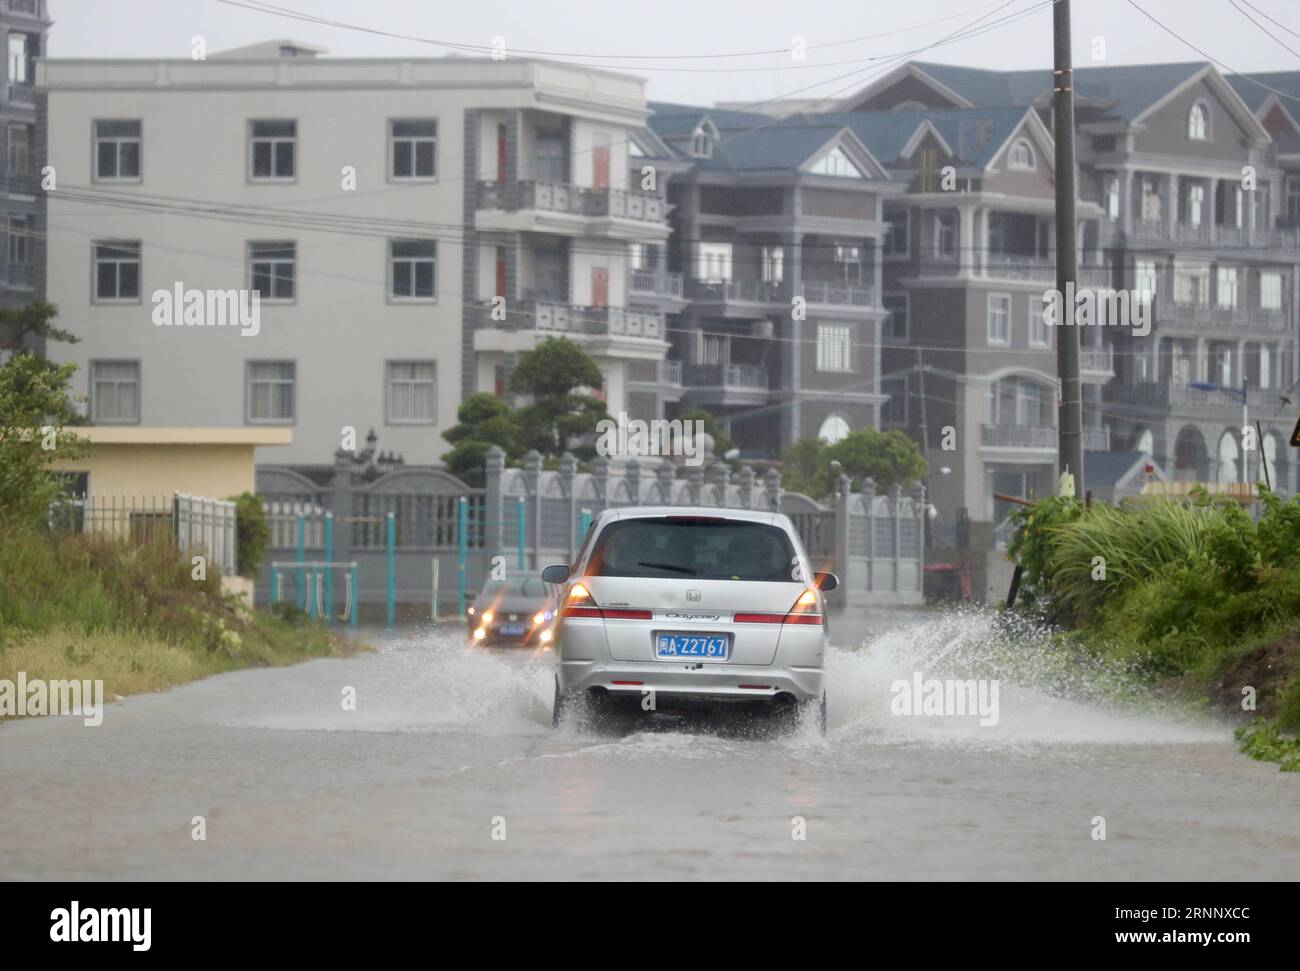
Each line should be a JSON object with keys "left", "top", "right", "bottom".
{"left": 655, "top": 633, "right": 730, "bottom": 660}
{"left": 499, "top": 624, "right": 526, "bottom": 636}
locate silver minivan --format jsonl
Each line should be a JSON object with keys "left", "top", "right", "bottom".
{"left": 542, "top": 507, "right": 835, "bottom": 732}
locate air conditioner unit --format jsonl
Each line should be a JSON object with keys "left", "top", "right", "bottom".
{"left": 753, "top": 320, "right": 775, "bottom": 339}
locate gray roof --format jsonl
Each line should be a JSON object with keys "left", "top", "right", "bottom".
{"left": 810, "top": 106, "right": 1034, "bottom": 168}
{"left": 1227, "top": 71, "right": 1300, "bottom": 114}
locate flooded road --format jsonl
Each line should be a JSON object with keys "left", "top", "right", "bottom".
{"left": 2, "top": 608, "right": 1297, "bottom": 880}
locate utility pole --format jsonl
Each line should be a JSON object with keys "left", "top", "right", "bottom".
{"left": 1053, "top": 0, "right": 1084, "bottom": 497}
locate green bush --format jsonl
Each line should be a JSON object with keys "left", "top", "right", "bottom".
{"left": 230, "top": 492, "right": 270, "bottom": 579}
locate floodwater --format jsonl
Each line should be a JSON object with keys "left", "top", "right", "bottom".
{"left": 1, "top": 607, "right": 1297, "bottom": 880}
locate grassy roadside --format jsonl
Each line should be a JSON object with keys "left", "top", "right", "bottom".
{"left": 0, "top": 523, "right": 364, "bottom": 723}
{"left": 1007, "top": 488, "right": 1300, "bottom": 770}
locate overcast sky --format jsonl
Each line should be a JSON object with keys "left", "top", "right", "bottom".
{"left": 46, "top": 0, "right": 1300, "bottom": 106}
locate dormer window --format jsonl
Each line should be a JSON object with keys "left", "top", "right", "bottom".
{"left": 1188, "top": 101, "right": 1209, "bottom": 141}
{"left": 810, "top": 146, "right": 865, "bottom": 178}
{"left": 1008, "top": 138, "right": 1035, "bottom": 171}
{"left": 690, "top": 119, "right": 719, "bottom": 159}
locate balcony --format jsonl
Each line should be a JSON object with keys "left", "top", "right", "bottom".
{"left": 1159, "top": 301, "right": 1288, "bottom": 333}
{"left": 627, "top": 359, "right": 684, "bottom": 396}
{"left": 980, "top": 424, "right": 1056, "bottom": 448}
{"left": 475, "top": 300, "right": 665, "bottom": 342}
{"left": 6, "top": 83, "right": 34, "bottom": 106}
{"left": 476, "top": 180, "right": 668, "bottom": 239}
{"left": 797, "top": 281, "right": 875, "bottom": 310}
{"left": 685, "top": 363, "right": 770, "bottom": 392}
{"left": 919, "top": 252, "right": 1110, "bottom": 287}
{"left": 1108, "top": 381, "right": 1274, "bottom": 411}
{"left": 628, "top": 268, "right": 684, "bottom": 301}
{"left": 687, "top": 279, "right": 787, "bottom": 308}
{"left": 1128, "top": 219, "right": 1300, "bottom": 250}
{"left": 1083, "top": 427, "right": 1111, "bottom": 451}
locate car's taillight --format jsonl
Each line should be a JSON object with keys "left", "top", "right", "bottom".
{"left": 560, "top": 582, "right": 652, "bottom": 620}
{"left": 734, "top": 588, "right": 822, "bottom": 626}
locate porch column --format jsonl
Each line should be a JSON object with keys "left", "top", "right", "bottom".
{"left": 1166, "top": 174, "right": 1180, "bottom": 233}
{"left": 959, "top": 207, "right": 975, "bottom": 279}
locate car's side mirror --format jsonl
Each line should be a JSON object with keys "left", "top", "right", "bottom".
{"left": 814, "top": 571, "right": 838, "bottom": 592}
{"left": 541, "top": 564, "right": 570, "bottom": 585}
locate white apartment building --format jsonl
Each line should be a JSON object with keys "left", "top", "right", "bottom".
{"left": 38, "top": 41, "right": 670, "bottom": 464}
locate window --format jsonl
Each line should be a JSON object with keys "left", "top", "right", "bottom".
{"left": 390, "top": 239, "right": 437, "bottom": 299}
{"left": 1260, "top": 345, "right": 1272, "bottom": 389}
{"left": 810, "top": 146, "right": 864, "bottom": 178}
{"left": 249, "top": 242, "right": 296, "bottom": 301}
{"left": 761, "top": 245, "right": 784, "bottom": 284}
{"left": 986, "top": 376, "right": 1052, "bottom": 427}
{"left": 1216, "top": 267, "right": 1238, "bottom": 309}
{"left": 94, "top": 241, "right": 140, "bottom": 301}
{"left": 90, "top": 361, "right": 140, "bottom": 424}
{"left": 590, "top": 518, "right": 798, "bottom": 583}
{"left": 387, "top": 361, "right": 436, "bottom": 423}
{"left": 1188, "top": 101, "right": 1209, "bottom": 141}
{"left": 1217, "top": 431, "right": 1238, "bottom": 484}
{"left": 1175, "top": 267, "right": 1209, "bottom": 306}
{"left": 628, "top": 242, "right": 647, "bottom": 271}
{"left": 885, "top": 206, "right": 910, "bottom": 256}
{"left": 1141, "top": 178, "right": 1161, "bottom": 223}
{"left": 1260, "top": 271, "right": 1282, "bottom": 310}
{"left": 390, "top": 119, "right": 436, "bottom": 179}
{"left": 816, "top": 324, "right": 853, "bottom": 372}
{"left": 818, "top": 413, "right": 851, "bottom": 444}
{"left": 1188, "top": 184, "right": 1204, "bottom": 227}
{"left": 936, "top": 212, "right": 956, "bottom": 257}
{"left": 7, "top": 34, "right": 27, "bottom": 84}
{"left": 1287, "top": 178, "right": 1300, "bottom": 226}
{"left": 7, "top": 123, "right": 29, "bottom": 176}
{"left": 7, "top": 216, "right": 29, "bottom": 265}
{"left": 247, "top": 361, "right": 296, "bottom": 423}
{"left": 1029, "top": 294, "right": 1049, "bottom": 347}
{"left": 881, "top": 378, "right": 907, "bottom": 426}
{"left": 1105, "top": 176, "right": 1120, "bottom": 220}
{"left": 1134, "top": 259, "right": 1158, "bottom": 299}
{"left": 883, "top": 294, "right": 908, "bottom": 341}
{"left": 1008, "top": 139, "right": 1035, "bottom": 170}
{"left": 689, "top": 120, "right": 717, "bottom": 159}
{"left": 94, "top": 120, "right": 141, "bottom": 181}
{"left": 250, "top": 120, "right": 296, "bottom": 180}
{"left": 987, "top": 293, "right": 1010, "bottom": 345}
{"left": 698, "top": 242, "right": 732, "bottom": 282}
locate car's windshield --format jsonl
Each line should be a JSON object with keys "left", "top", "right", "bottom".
{"left": 588, "top": 518, "right": 798, "bottom": 582}
{"left": 479, "top": 576, "right": 546, "bottom": 598}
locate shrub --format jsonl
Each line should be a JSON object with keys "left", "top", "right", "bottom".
{"left": 230, "top": 492, "right": 270, "bottom": 579}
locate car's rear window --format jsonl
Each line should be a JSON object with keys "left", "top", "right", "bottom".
{"left": 480, "top": 576, "right": 545, "bottom": 597}
{"left": 587, "top": 518, "right": 798, "bottom": 582}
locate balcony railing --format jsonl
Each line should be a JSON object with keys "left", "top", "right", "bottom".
{"left": 1080, "top": 346, "right": 1114, "bottom": 373}
{"left": 477, "top": 180, "right": 666, "bottom": 224}
{"left": 688, "top": 279, "right": 787, "bottom": 304}
{"left": 9, "top": 0, "right": 40, "bottom": 14}
{"left": 629, "top": 359, "right": 683, "bottom": 386}
{"left": 923, "top": 252, "right": 1109, "bottom": 287}
{"left": 980, "top": 424, "right": 1056, "bottom": 448}
{"left": 479, "top": 300, "right": 664, "bottom": 340}
{"left": 1129, "top": 218, "right": 1300, "bottom": 250}
{"left": 797, "top": 281, "right": 874, "bottom": 307}
{"left": 6, "top": 83, "right": 34, "bottom": 106}
{"left": 628, "top": 268, "right": 684, "bottom": 299}
{"left": 1083, "top": 427, "right": 1111, "bottom": 451}
{"left": 1108, "top": 382, "right": 1273, "bottom": 409}
{"left": 685, "top": 363, "right": 770, "bottom": 391}
{"left": 1163, "top": 301, "right": 1288, "bottom": 331}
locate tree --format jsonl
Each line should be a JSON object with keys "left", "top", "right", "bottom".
{"left": 678, "top": 408, "right": 734, "bottom": 458}
{"left": 441, "top": 392, "right": 519, "bottom": 486}
{"left": 0, "top": 304, "right": 85, "bottom": 529}
{"left": 779, "top": 428, "right": 926, "bottom": 498}
{"left": 509, "top": 338, "right": 608, "bottom": 460}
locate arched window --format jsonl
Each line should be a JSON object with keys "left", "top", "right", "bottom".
{"left": 1008, "top": 138, "right": 1036, "bottom": 170}
{"left": 818, "top": 414, "right": 850, "bottom": 444}
{"left": 1136, "top": 428, "right": 1154, "bottom": 455}
{"left": 1188, "top": 101, "right": 1209, "bottom": 141}
{"left": 1217, "top": 430, "right": 1239, "bottom": 484}
{"left": 893, "top": 100, "right": 928, "bottom": 112}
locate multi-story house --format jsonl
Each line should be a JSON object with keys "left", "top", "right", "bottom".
{"left": 646, "top": 104, "right": 901, "bottom": 454}
{"left": 38, "top": 41, "right": 670, "bottom": 464}
{"left": 1, "top": 0, "right": 47, "bottom": 313}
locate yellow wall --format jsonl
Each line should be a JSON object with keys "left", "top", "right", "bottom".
{"left": 53, "top": 443, "right": 257, "bottom": 499}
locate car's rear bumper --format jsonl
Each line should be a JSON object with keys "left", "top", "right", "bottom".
{"left": 558, "top": 658, "right": 823, "bottom": 703}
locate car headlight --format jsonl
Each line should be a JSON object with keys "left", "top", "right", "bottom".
{"left": 482, "top": 611, "right": 493, "bottom": 624}
{"left": 472, "top": 627, "right": 486, "bottom": 641}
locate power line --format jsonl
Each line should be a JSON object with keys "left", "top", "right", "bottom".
{"left": 1227, "top": 0, "right": 1300, "bottom": 60}
{"left": 1238, "top": 0, "right": 1300, "bottom": 43}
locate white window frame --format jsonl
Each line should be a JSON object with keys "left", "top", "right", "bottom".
{"left": 389, "top": 118, "right": 437, "bottom": 181}
{"left": 1029, "top": 294, "right": 1050, "bottom": 347}
{"left": 7, "top": 122, "right": 29, "bottom": 177}
{"left": 92, "top": 240, "right": 141, "bottom": 303}
{"left": 1008, "top": 138, "right": 1036, "bottom": 171}
{"left": 90, "top": 360, "right": 141, "bottom": 425}
{"left": 987, "top": 293, "right": 1011, "bottom": 346}
{"left": 761, "top": 244, "right": 784, "bottom": 284}
{"left": 246, "top": 361, "right": 297, "bottom": 425}
{"left": 389, "top": 239, "right": 437, "bottom": 301}
{"left": 7, "top": 216, "right": 29, "bottom": 266}
{"left": 386, "top": 361, "right": 437, "bottom": 424}
{"left": 1216, "top": 267, "right": 1238, "bottom": 310}
{"left": 1134, "top": 259, "right": 1159, "bottom": 300}
{"left": 1188, "top": 101, "right": 1209, "bottom": 141}
{"left": 93, "top": 119, "right": 142, "bottom": 183}
{"left": 1260, "top": 271, "right": 1283, "bottom": 310}
{"left": 1188, "top": 184, "right": 1204, "bottom": 227}
{"left": 249, "top": 119, "right": 297, "bottom": 182}
{"left": 884, "top": 207, "right": 910, "bottom": 257}
{"left": 816, "top": 324, "right": 853, "bottom": 373}
{"left": 698, "top": 241, "right": 732, "bottom": 282}
{"left": 1106, "top": 175, "right": 1120, "bottom": 220}
{"left": 935, "top": 212, "right": 956, "bottom": 257}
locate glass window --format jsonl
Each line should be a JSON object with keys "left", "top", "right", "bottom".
{"left": 7, "top": 34, "right": 27, "bottom": 84}
{"left": 249, "top": 242, "right": 296, "bottom": 301}
{"left": 7, "top": 216, "right": 29, "bottom": 265}
{"left": 1216, "top": 267, "right": 1238, "bottom": 309}
{"left": 1260, "top": 272, "right": 1282, "bottom": 310}
{"left": 250, "top": 120, "right": 296, "bottom": 179}
{"left": 884, "top": 206, "right": 909, "bottom": 256}
{"left": 94, "top": 241, "right": 140, "bottom": 301}
{"left": 387, "top": 361, "right": 436, "bottom": 423}
{"left": 588, "top": 518, "right": 798, "bottom": 582}
{"left": 1188, "top": 102, "right": 1208, "bottom": 140}
{"left": 390, "top": 239, "right": 436, "bottom": 299}
{"left": 247, "top": 361, "right": 296, "bottom": 423}
{"left": 94, "top": 120, "right": 141, "bottom": 180}
{"left": 390, "top": 119, "right": 436, "bottom": 179}
{"left": 7, "top": 123, "right": 30, "bottom": 176}
{"left": 883, "top": 294, "right": 908, "bottom": 341}
{"left": 698, "top": 242, "right": 731, "bottom": 282}
{"left": 987, "top": 293, "right": 1010, "bottom": 345}
{"left": 1029, "top": 295, "right": 1049, "bottom": 347}
{"left": 90, "top": 361, "right": 140, "bottom": 424}
{"left": 816, "top": 324, "right": 852, "bottom": 372}
{"left": 936, "top": 212, "right": 956, "bottom": 256}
